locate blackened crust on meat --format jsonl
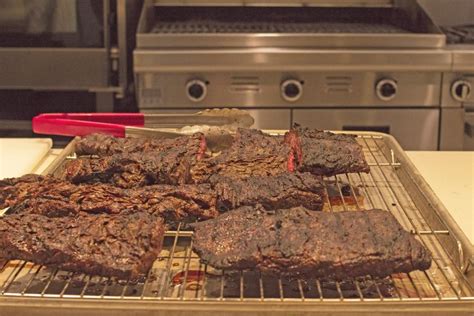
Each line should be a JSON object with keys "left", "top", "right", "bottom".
{"left": 61, "top": 127, "right": 369, "bottom": 186}
{"left": 192, "top": 207, "right": 432, "bottom": 279}
{"left": 0, "top": 212, "right": 165, "bottom": 280}
{"left": 64, "top": 133, "right": 207, "bottom": 187}
{"left": 75, "top": 133, "right": 207, "bottom": 159}
{"left": 210, "top": 173, "right": 324, "bottom": 212}
{"left": 3, "top": 177, "right": 219, "bottom": 222}
{"left": 0, "top": 175, "right": 63, "bottom": 209}
{"left": 286, "top": 126, "right": 370, "bottom": 176}
{"left": 0, "top": 173, "right": 44, "bottom": 187}
{"left": 191, "top": 129, "right": 292, "bottom": 183}
{"left": 61, "top": 148, "right": 197, "bottom": 187}
{"left": 2, "top": 174, "right": 324, "bottom": 224}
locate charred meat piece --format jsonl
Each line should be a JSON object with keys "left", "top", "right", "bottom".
{"left": 210, "top": 172, "right": 324, "bottom": 212}
{"left": 65, "top": 133, "right": 207, "bottom": 186}
{"left": 192, "top": 206, "right": 432, "bottom": 279}
{"left": 72, "top": 129, "right": 291, "bottom": 185}
{"left": 194, "top": 127, "right": 368, "bottom": 181}
{"left": 60, "top": 127, "right": 368, "bottom": 186}
{"left": 0, "top": 211, "right": 165, "bottom": 280}
{"left": 2, "top": 176, "right": 219, "bottom": 222}
{"left": 285, "top": 125, "right": 370, "bottom": 176}
{"left": 0, "top": 174, "right": 63, "bottom": 209}
{"left": 75, "top": 133, "right": 207, "bottom": 158}
{"left": 62, "top": 148, "right": 199, "bottom": 187}
{"left": 190, "top": 129, "right": 291, "bottom": 183}
{"left": 2, "top": 173, "right": 325, "bottom": 223}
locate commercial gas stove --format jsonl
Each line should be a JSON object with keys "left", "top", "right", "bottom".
{"left": 133, "top": 0, "right": 469, "bottom": 150}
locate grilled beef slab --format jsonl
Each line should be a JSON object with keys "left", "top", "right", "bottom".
{"left": 62, "top": 150, "right": 197, "bottom": 187}
{"left": 210, "top": 172, "right": 324, "bottom": 212}
{"left": 0, "top": 211, "right": 165, "bottom": 280}
{"left": 12, "top": 184, "right": 218, "bottom": 223}
{"left": 192, "top": 206, "right": 432, "bottom": 279}
{"left": 192, "top": 127, "right": 368, "bottom": 181}
{"left": 0, "top": 174, "right": 58, "bottom": 209}
{"left": 2, "top": 173, "right": 324, "bottom": 222}
{"left": 75, "top": 133, "right": 207, "bottom": 158}
{"left": 285, "top": 125, "right": 370, "bottom": 176}
{"left": 63, "top": 127, "right": 368, "bottom": 185}
{"left": 194, "top": 129, "right": 291, "bottom": 181}
{"left": 64, "top": 133, "right": 207, "bottom": 187}
{"left": 1, "top": 175, "right": 218, "bottom": 222}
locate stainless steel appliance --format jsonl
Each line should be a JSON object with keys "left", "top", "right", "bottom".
{"left": 440, "top": 47, "right": 474, "bottom": 150}
{"left": 0, "top": 0, "right": 141, "bottom": 112}
{"left": 133, "top": 0, "right": 462, "bottom": 150}
{"left": 435, "top": 16, "right": 474, "bottom": 152}
{"left": 0, "top": 132, "right": 472, "bottom": 314}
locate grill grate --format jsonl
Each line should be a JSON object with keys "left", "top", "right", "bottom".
{"left": 0, "top": 134, "right": 472, "bottom": 303}
{"left": 151, "top": 21, "right": 409, "bottom": 34}
{"left": 149, "top": 7, "right": 414, "bottom": 35}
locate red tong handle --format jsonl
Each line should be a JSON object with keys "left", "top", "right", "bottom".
{"left": 32, "top": 113, "right": 145, "bottom": 137}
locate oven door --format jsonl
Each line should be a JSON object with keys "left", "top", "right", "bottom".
{"left": 293, "top": 108, "right": 440, "bottom": 150}
{"left": 0, "top": 0, "right": 110, "bottom": 90}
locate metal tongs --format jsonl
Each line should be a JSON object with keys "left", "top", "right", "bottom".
{"left": 32, "top": 109, "right": 254, "bottom": 138}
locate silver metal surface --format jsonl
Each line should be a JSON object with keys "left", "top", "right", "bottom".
{"left": 151, "top": 0, "right": 395, "bottom": 7}
{"left": 136, "top": 72, "right": 443, "bottom": 108}
{"left": 143, "top": 109, "right": 255, "bottom": 128}
{"left": 292, "top": 109, "right": 440, "bottom": 150}
{"left": 0, "top": 0, "right": 143, "bottom": 111}
{"left": 0, "top": 0, "right": 113, "bottom": 91}
{"left": 141, "top": 108, "right": 291, "bottom": 129}
{"left": 0, "top": 48, "right": 110, "bottom": 89}
{"left": 116, "top": 0, "right": 144, "bottom": 99}
{"left": 0, "top": 132, "right": 472, "bottom": 315}
{"left": 439, "top": 108, "right": 465, "bottom": 151}
{"left": 441, "top": 73, "right": 466, "bottom": 108}
{"left": 439, "top": 70, "right": 474, "bottom": 150}
{"left": 132, "top": 0, "right": 469, "bottom": 151}
{"left": 137, "top": 0, "right": 445, "bottom": 49}
{"left": 451, "top": 48, "right": 474, "bottom": 72}
{"left": 137, "top": 33, "right": 447, "bottom": 49}
{"left": 464, "top": 112, "right": 474, "bottom": 150}
{"left": 134, "top": 49, "right": 452, "bottom": 73}
{"left": 124, "top": 126, "right": 182, "bottom": 138}
{"left": 125, "top": 109, "right": 256, "bottom": 137}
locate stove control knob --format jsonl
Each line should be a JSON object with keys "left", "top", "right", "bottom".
{"left": 281, "top": 79, "right": 303, "bottom": 102}
{"left": 376, "top": 79, "right": 397, "bottom": 101}
{"left": 186, "top": 80, "right": 207, "bottom": 102}
{"left": 451, "top": 80, "right": 472, "bottom": 102}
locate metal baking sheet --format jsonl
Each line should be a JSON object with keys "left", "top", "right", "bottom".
{"left": 0, "top": 132, "right": 472, "bottom": 315}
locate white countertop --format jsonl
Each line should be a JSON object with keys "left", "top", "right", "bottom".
{"left": 406, "top": 151, "right": 474, "bottom": 244}
{"left": 0, "top": 138, "right": 52, "bottom": 178}
{"left": 1, "top": 139, "right": 472, "bottom": 244}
